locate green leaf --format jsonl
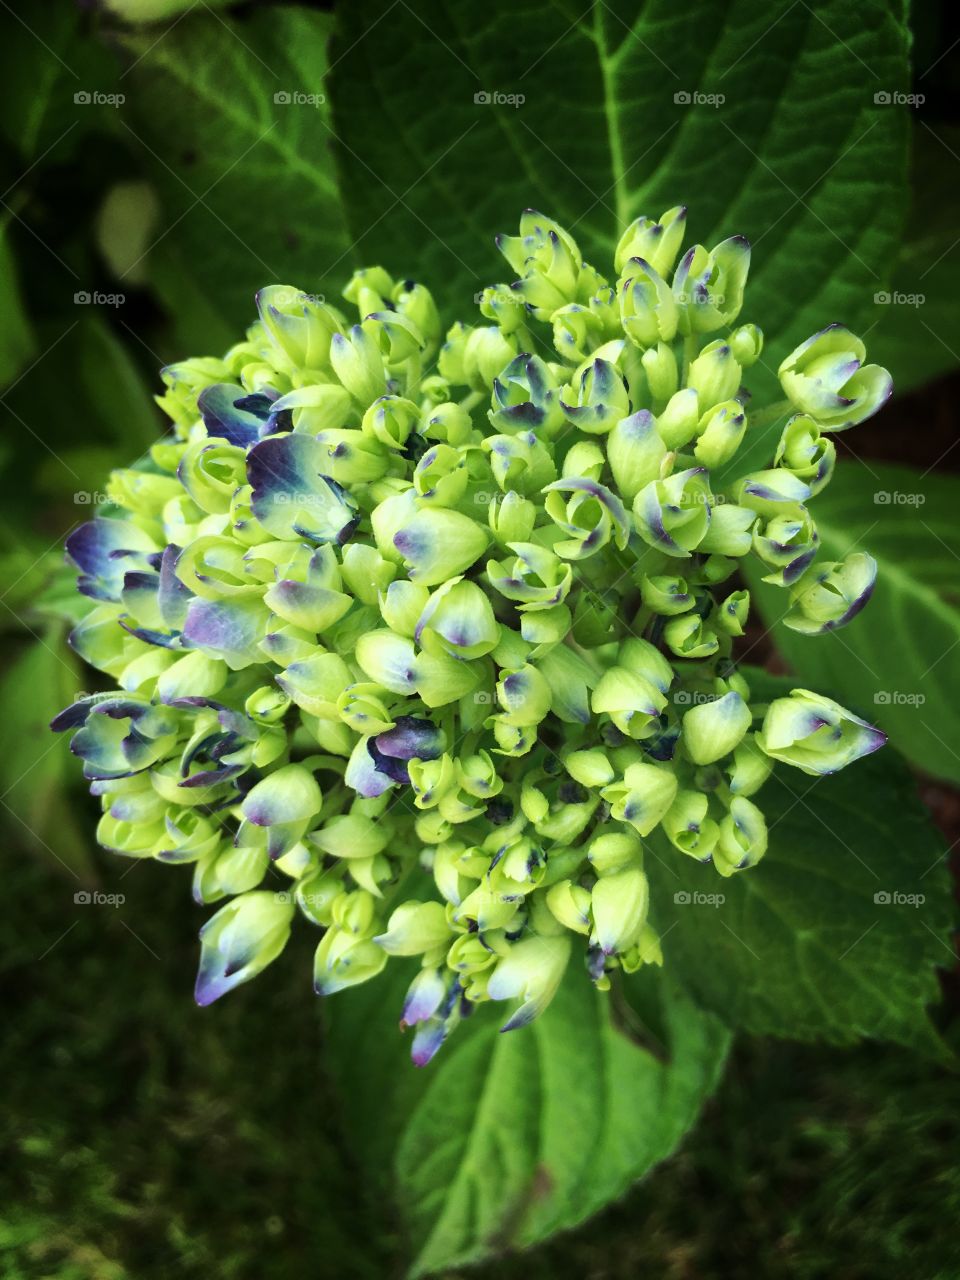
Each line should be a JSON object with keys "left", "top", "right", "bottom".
{"left": 330, "top": 0, "right": 909, "bottom": 421}
{"left": 326, "top": 964, "right": 730, "bottom": 1276}
{"left": 647, "top": 670, "right": 953, "bottom": 1055}
{"left": 121, "top": 7, "right": 352, "bottom": 327}
{"left": 0, "top": 631, "right": 95, "bottom": 882}
{"left": 744, "top": 462, "right": 960, "bottom": 783}
{"left": 870, "top": 123, "right": 960, "bottom": 392}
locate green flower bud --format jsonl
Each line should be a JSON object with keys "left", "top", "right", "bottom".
{"left": 497, "top": 210, "right": 583, "bottom": 318}
{"left": 618, "top": 258, "right": 678, "bottom": 347}
{"left": 256, "top": 285, "right": 345, "bottom": 370}
{"left": 697, "top": 503, "right": 756, "bottom": 556}
{"left": 682, "top": 690, "right": 752, "bottom": 765}
{"left": 758, "top": 689, "right": 885, "bottom": 775}
{"left": 486, "top": 541, "right": 572, "bottom": 609}
{"left": 656, "top": 387, "right": 701, "bottom": 450}
{"left": 462, "top": 326, "right": 518, "bottom": 391}
{"left": 752, "top": 506, "right": 819, "bottom": 586}
{"left": 685, "top": 340, "right": 742, "bottom": 407}
{"left": 606, "top": 410, "right": 667, "bottom": 502}
{"left": 717, "top": 588, "right": 750, "bottom": 636}
{"left": 343, "top": 264, "right": 394, "bottom": 312}
{"left": 545, "top": 879, "right": 593, "bottom": 934}
{"left": 601, "top": 761, "right": 678, "bottom": 835}
{"left": 729, "top": 323, "right": 763, "bottom": 367}
{"left": 663, "top": 612, "right": 719, "bottom": 659}
{"left": 614, "top": 206, "right": 687, "bottom": 277}
{"left": 478, "top": 282, "right": 528, "bottom": 334}
{"left": 591, "top": 667, "right": 667, "bottom": 739}
{"left": 157, "top": 356, "right": 232, "bottom": 429}
{"left": 562, "top": 440, "right": 605, "bottom": 482}
{"left": 483, "top": 431, "right": 557, "bottom": 494}
{"left": 727, "top": 732, "right": 774, "bottom": 797}
{"left": 674, "top": 237, "right": 751, "bottom": 334}
{"left": 778, "top": 325, "right": 892, "bottom": 429}
{"left": 715, "top": 796, "right": 767, "bottom": 875}
{"left": 312, "top": 812, "right": 390, "bottom": 861}
{"left": 565, "top": 749, "right": 615, "bottom": 788}
{"left": 497, "top": 664, "right": 552, "bottom": 726}
{"left": 640, "top": 572, "right": 693, "bottom": 615}
{"left": 489, "top": 354, "right": 565, "bottom": 437}
{"left": 362, "top": 394, "right": 419, "bottom": 449}
{"left": 587, "top": 830, "right": 642, "bottom": 875}
{"left": 662, "top": 790, "right": 719, "bottom": 859}
{"left": 393, "top": 508, "right": 489, "bottom": 586}
{"left": 694, "top": 400, "right": 747, "bottom": 468}
{"left": 416, "top": 576, "right": 499, "bottom": 659}
{"left": 270, "top": 383, "right": 354, "bottom": 434}
{"left": 591, "top": 867, "right": 649, "bottom": 954}
{"left": 641, "top": 341, "right": 680, "bottom": 408}
{"left": 774, "top": 414, "right": 836, "bottom": 496}
{"left": 633, "top": 467, "right": 712, "bottom": 558}
{"left": 276, "top": 652, "right": 352, "bottom": 718}
{"left": 487, "top": 491, "right": 537, "bottom": 544}
{"left": 392, "top": 279, "right": 441, "bottom": 350}
{"left": 375, "top": 900, "right": 451, "bottom": 956}
{"left": 543, "top": 478, "right": 630, "bottom": 560}
{"left": 195, "top": 890, "right": 295, "bottom": 1005}
{"left": 736, "top": 469, "right": 812, "bottom": 516}
{"left": 783, "top": 552, "right": 877, "bottom": 635}
{"left": 178, "top": 438, "right": 247, "bottom": 515}
{"left": 520, "top": 602, "right": 571, "bottom": 650}
{"left": 552, "top": 303, "right": 605, "bottom": 362}
{"left": 329, "top": 323, "right": 387, "bottom": 403}
{"left": 560, "top": 357, "right": 631, "bottom": 434}
{"left": 314, "top": 928, "right": 387, "bottom": 995}
{"left": 486, "top": 932, "right": 571, "bottom": 1030}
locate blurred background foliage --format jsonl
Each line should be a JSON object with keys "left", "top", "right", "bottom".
{"left": 1, "top": 0, "right": 959, "bottom": 1275}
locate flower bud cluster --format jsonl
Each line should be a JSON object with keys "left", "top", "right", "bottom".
{"left": 54, "top": 210, "right": 889, "bottom": 1062}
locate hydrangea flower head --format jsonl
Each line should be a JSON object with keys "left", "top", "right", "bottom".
{"left": 54, "top": 210, "right": 889, "bottom": 1063}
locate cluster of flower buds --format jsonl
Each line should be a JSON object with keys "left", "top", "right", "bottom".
{"left": 54, "top": 210, "right": 890, "bottom": 1063}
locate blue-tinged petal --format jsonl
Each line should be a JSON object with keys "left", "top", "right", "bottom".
{"left": 197, "top": 383, "right": 277, "bottom": 448}
{"left": 66, "top": 519, "right": 156, "bottom": 602}
{"left": 247, "top": 434, "right": 359, "bottom": 543}
{"left": 182, "top": 596, "right": 270, "bottom": 670}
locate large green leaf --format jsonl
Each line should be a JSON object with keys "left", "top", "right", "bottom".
{"left": 326, "top": 963, "right": 730, "bottom": 1277}
{"left": 120, "top": 7, "right": 352, "bottom": 327}
{"left": 870, "top": 123, "right": 960, "bottom": 392}
{"left": 647, "top": 670, "right": 953, "bottom": 1055}
{"left": 329, "top": 0, "right": 909, "bottom": 406}
{"left": 0, "top": 630, "right": 95, "bottom": 881}
{"left": 744, "top": 462, "right": 960, "bottom": 783}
